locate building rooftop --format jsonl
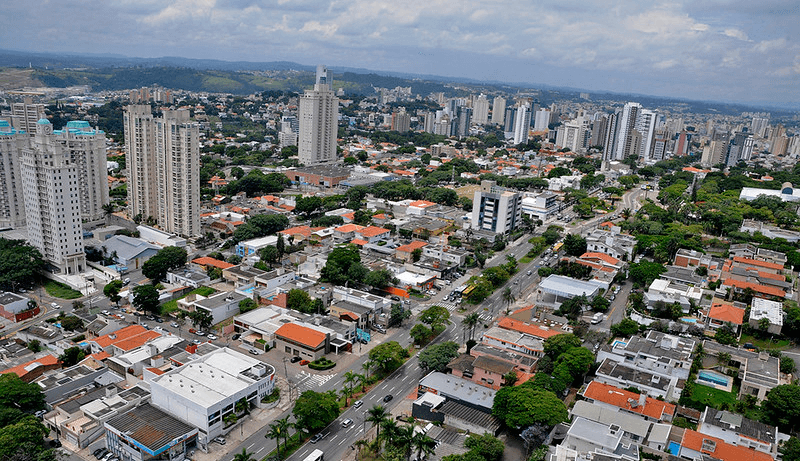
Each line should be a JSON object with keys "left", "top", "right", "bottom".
{"left": 582, "top": 380, "right": 676, "bottom": 421}
{"left": 702, "top": 407, "right": 776, "bottom": 444}
{"left": 0, "top": 292, "right": 25, "bottom": 306}
{"left": 274, "top": 322, "right": 327, "bottom": 349}
{"left": 419, "top": 371, "right": 496, "bottom": 410}
{"left": 681, "top": 428, "right": 773, "bottom": 461}
{"left": 539, "top": 274, "right": 603, "bottom": 298}
{"left": 497, "top": 317, "right": 564, "bottom": 339}
{"left": 708, "top": 302, "right": 745, "bottom": 325}
{"left": 438, "top": 399, "right": 501, "bottom": 433}
{"left": 191, "top": 256, "right": 235, "bottom": 270}
{"left": 750, "top": 297, "right": 783, "bottom": 326}
{"left": 571, "top": 400, "right": 651, "bottom": 439}
{"left": 1, "top": 354, "right": 59, "bottom": 379}
{"left": 106, "top": 403, "right": 196, "bottom": 455}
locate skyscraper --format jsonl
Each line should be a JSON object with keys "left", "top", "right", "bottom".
{"left": 533, "top": 109, "right": 551, "bottom": 132}
{"left": 472, "top": 94, "right": 489, "bottom": 125}
{"left": 455, "top": 106, "right": 472, "bottom": 138}
{"left": 21, "top": 120, "right": 85, "bottom": 275}
{"left": 635, "top": 109, "right": 659, "bottom": 162}
{"left": 125, "top": 106, "right": 199, "bottom": 237}
{"left": 612, "top": 102, "right": 641, "bottom": 160}
{"left": 10, "top": 97, "right": 46, "bottom": 134}
{"left": 58, "top": 121, "right": 109, "bottom": 222}
{"left": 298, "top": 65, "right": 339, "bottom": 166}
{"left": 491, "top": 96, "right": 506, "bottom": 125}
{"left": 0, "top": 120, "right": 27, "bottom": 229}
{"left": 513, "top": 104, "right": 531, "bottom": 145}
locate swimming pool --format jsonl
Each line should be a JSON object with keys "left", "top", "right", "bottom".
{"left": 612, "top": 340, "right": 628, "bottom": 348}
{"left": 698, "top": 370, "right": 730, "bottom": 387}
{"left": 668, "top": 441, "right": 681, "bottom": 455}
{"left": 681, "top": 317, "right": 698, "bottom": 324}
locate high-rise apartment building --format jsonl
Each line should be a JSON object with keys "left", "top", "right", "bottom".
{"left": 156, "top": 110, "right": 200, "bottom": 237}
{"left": 533, "top": 109, "right": 551, "bottom": 132}
{"left": 472, "top": 94, "right": 489, "bottom": 125}
{"left": 472, "top": 180, "right": 522, "bottom": 234}
{"left": 391, "top": 110, "right": 411, "bottom": 133}
{"left": 612, "top": 102, "right": 641, "bottom": 160}
{"left": 298, "top": 65, "right": 339, "bottom": 166}
{"left": 58, "top": 121, "right": 109, "bottom": 222}
{"left": 279, "top": 115, "right": 298, "bottom": 148}
{"left": 513, "top": 104, "right": 531, "bottom": 145}
{"left": 10, "top": 97, "right": 46, "bottom": 134}
{"left": 0, "top": 120, "right": 27, "bottom": 229}
{"left": 635, "top": 109, "right": 659, "bottom": 162}
{"left": 491, "top": 96, "right": 506, "bottom": 125}
{"left": 21, "top": 120, "right": 85, "bottom": 275}
{"left": 455, "top": 106, "right": 472, "bottom": 139}
{"left": 125, "top": 106, "right": 199, "bottom": 237}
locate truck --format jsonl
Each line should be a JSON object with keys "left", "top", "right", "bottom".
{"left": 591, "top": 313, "right": 604, "bottom": 324}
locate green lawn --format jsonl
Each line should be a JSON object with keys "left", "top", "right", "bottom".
{"left": 161, "top": 286, "right": 216, "bottom": 314}
{"left": 44, "top": 280, "right": 82, "bottom": 299}
{"left": 739, "top": 334, "right": 791, "bottom": 351}
{"left": 687, "top": 382, "right": 738, "bottom": 409}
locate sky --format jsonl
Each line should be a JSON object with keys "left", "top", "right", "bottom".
{"left": 3, "top": 0, "right": 799, "bottom": 108}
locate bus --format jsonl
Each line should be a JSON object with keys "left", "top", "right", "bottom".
{"left": 552, "top": 242, "right": 564, "bottom": 253}
{"left": 303, "top": 449, "right": 324, "bottom": 461}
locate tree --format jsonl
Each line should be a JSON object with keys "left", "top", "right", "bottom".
{"left": 103, "top": 279, "right": 123, "bottom": 306}
{"left": 591, "top": 295, "right": 610, "bottom": 312}
{"left": 389, "top": 303, "right": 410, "bottom": 327}
{"left": 412, "top": 432, "right": 437, "bottom": 461}
{"left": 0, "top": 238, "right": 45, "bottom": 292}
{"left": 781, "top": 356, "right": 797, "bottom": 374}
{"left": 26, "top": 340, "right": 42, "bottom": 353}
{"left": 132, "top": 284, "right": 160, "bottom": 315}
{"left": 369, "top": 341, "right": 408, "bottom": 374}
{"left": 276, "top": 234, "right": 286, "bottom": 260}
{"left": 610, "top": 318, "right": 640, "bottom": 337}
{"left": 780, "top": 437, "right": 800, "bottom": 461}
{"left": 60, "top": 315, "right": 84, "bottom": 331}
{"left": 260, "top": 245, "right": 279, "bottom": 268}
{"left": 58, "top": 346, "right": 86, "bottom": 367}
{"left": 464, "top": 433, "right": 505, "bottom": 461}
{"left": 412, "top": 248, "right": 422, "bottom": 262}
{"left": 410, "top": 323, "right": 433, "bottom": 345}
{"left": 188, "top": 309, "right": 214, "bottom": 331}
{"left": 0, "top": 374, "right": 45, "bottom": 413}
{"left": 364, "top": 269, "right": 396, "bottom": 289}
{"left": 715, "top": 322, "right": 738, "bottom": 346}
{"left": 320, "top": 244, "right": 367, "bottom": 286}
{"left": 142, "top": 246, "right": 188, "bottom": 282}
{"left": 343, "top": 371, "right": 359, "bottom": 405}
{"left": 286, "top": 289, "right": 314, "bottom": 313}
{"left": 274, "top": 416, "right": 292, "bottom": 458}
{"left": 628, "top": 261, "right": 667, "bottom": 288}
{"left": 542, "top": 226, "right": 561, "bottom": 245}
{"left": 502, "top": 370, "right": 518, "bottom": 387}
{"left": 418, "top": 341, "right": 460, "bottom": 372}
{"left": 419, "top": 305, "right": 450, "bottom": 331}
{"left": 762, "top": 384, "right": 800, "bottom": 432}
{"left": 0, "top": 415, "right": 52, "bottom": 459}
{"left": 366, "top": 405, "right": 390, "bottom": 441}
{"left": 239, "top": 298, "right": 257, "bottom": 314}
{"left": 543, "top": 334, "right": 582, "bottom": 359}
{"left": 462, "top": 313, "right": 480, "bottom": 341}
{"left": 492, "top": 384, "right": 568, "bottom": 429}
{"left": 292, "top": 390, "right": 340, "bottom": 434}
{"left": 563, "top": 234, "right": 587, "bottom": 256}
{"left": 552, "top": 347, "right": 594, "bottom": 386}
{"left": 266, "top": 424, "right": 282, "bottom": 459}
{"left": 502, "top": 287, "right": 516, "bottom": 309}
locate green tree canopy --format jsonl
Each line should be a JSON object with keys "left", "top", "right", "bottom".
{"left": 292, "top": 390, "right": 340, "bottom": 433}
{"left": 320, "top": 244, "right": 367, "bottom": 286}
{"left": 492, "top": 384, "right": 568, "bottom": 429}
{"left": 369, "top": 341, "right": 409, "bottom": 374}
{"left": 418, "top": 341, "right": 460, "bottom": 372}
{"left": 0, "top": 374, "right": 45, "bottom": 412}
{"left": 628, "top": 261, "right": 667, "bottom": 288}
{"left": 762, "top": 384, "right": 800, "bottom": 432}
{"left": 463, "top": 433, "right": 505, "bottom": 461}
{"left": 142, "top": 246, "right": 188, "bottom": 282}
{"left": 563, "top": 234, "right": 587, "bottom": 256}
{"left": 233, "top": 214, "right": 290, "bottom": 243}
{"left": 59, "top": 346, "right": 86, "bottom": 367}
{"left": 543, "top": 334, "right": 582, "bottom": 359}
{"left": 610, "top": 318, "right": 640, "bottom": 337}
{"left": 103, "top": 279, "right": 123, "bottom": 305}
{"left": 132, "top": 284, "right": 161, "bottom": 315}
{"left": 0, "top": 238, "right": 45, "bottom": 291}
{"left": 419, "top": 305, "right": 450, "bottom": 330}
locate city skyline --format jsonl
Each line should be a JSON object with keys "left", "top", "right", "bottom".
{"left": 1, "top": 1, "right": 798, "bottom": 109}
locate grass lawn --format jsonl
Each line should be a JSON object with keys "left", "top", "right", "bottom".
{"left": 688, "top": 383, "right": 738, "bottom": 409}
{"left": 44, "top": 281, "right": 82, "bottom": 299}
{"left": 520, "top": 256, "right": 535, "bottom": 264}
{"left": 739, "top": 334, "right": 791, "bottom": 351}
{"left": 161, "top": 286, "right": 216, "bottom": 314}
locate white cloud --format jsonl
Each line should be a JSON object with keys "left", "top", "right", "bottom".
{"left": 723, "top": 28, "right": 749, "bottom": 41}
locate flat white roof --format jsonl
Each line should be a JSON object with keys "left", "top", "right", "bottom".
{"left": 240, "top": 235, "right": 278, "bottom": 248}
{"left": 540, "top": 275, "right": 602, "bottom": 298}
{"left": 750, "top": 297, "right": 783, "bottom": 326}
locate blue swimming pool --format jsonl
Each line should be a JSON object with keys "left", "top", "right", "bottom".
{"left": 668, "top": 441, "right": 681, "bottom": 455}
{"left": 612, "top": 340, "right": 627, "bottom": 348}
{"left": 681, "top": 317, "right": 698, "bottom": 324}
{"left": 698, "top": 370, "right": 730, "bottom": 387}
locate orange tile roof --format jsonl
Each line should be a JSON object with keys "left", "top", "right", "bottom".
{"left": 409, "top": 200, "right": 436, "bottom": 208}
{"left": 732, "top": 257, "right": 783, "bottom": 271}
{"left": 192, "top": 257, "right": 235, "bottom": 270}
{"left": 497, "top": 317, "right": 563, "bottom": 339}
{"left": 0, "top": 354, "right": 60, "bottom": 379}
{"left": 351, "top": 238, "right": 368, "bottom": 246}
{"left": 372, "top": 213, "right": 388, "bottom": 220}
{"left": 583, "top": 381, "right": 676, "bottom": 421}
{"left": 335, "top": 223, "right": 364, "bottom": 233}
{"left": 579, "top": 252, "right": 620, "bottom": 265}
{"left": 357, "top": 226, "right": 390, "bottom": 238}
{"left": 598, "top": 221, "right": 615, "bottom": 228}
{"left": 722, "top": 279, "right": 785, "bottom": 298}
{"left": 113, "top": 330, "right": 162, "bottom": 352}
{"left": 275, "top": 323, "right": 327, "bottom": 349}
{"left": 91, "top": 325, "right": 150, "bottom": 348}
{"left": 341, "top": 212, "right": 356, "bottom": 221}
{"left": 396, "top": 240, "right": 429, "bottom": 253}
{"left": 280, "top": 225, "right": 315, "bottom": 238}
{"left": 708, "top": 302, "right": 745, "bottom": 325}
{"left": 90, "top": 351, "right": 110, "bottom": 361}
{"left": 146, "top": 367, "right": 166, "bottom": 376}
{"left": 680, "top": 429, "right": 773, "bottom": 461}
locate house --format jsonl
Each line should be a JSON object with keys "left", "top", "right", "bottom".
{"left": 191, "top": 257, "right": 235, "bottom": 272}
{"left": 481, "top": 326, "right": 544, "bottom": 358}
{"left": 274, "top": 322, "right": 329, "bottom": 360}
{"left": 570, "top": 400, "right": 652, "bottom": 445}
{"left": 697, "top": 407, "right": 778, "bottom": 457}
{"left": 597, "top": 331, "right": 695, "bottom": 381}
{"left": 585, "top": 227, "right": 636, "bottom": 261}
{"left": 407, "top": 200, "right": 437, "bottom": 216}
{"left": 235, "top": 235, "right": 278, "bottom": 258}
{"left": 333, "top": 223, "right": 366, "bottom": 243}
{"left": 1, "top": 354, "right": 61, "bottom": 382}
{"left": 702, "top": 340, "right": 790, "bottom": 401}
{"left": 677, "top": 428, "right": 774, "bottom": 461}
{"left": 87, "top": 325, "right": 162, "bottom": 356}
{"left": 560, "top": 416, "right": 640, "bottom": 460}
{"left": 644, "top": 278, "right": 703, "bottom": 313}
{"left": 581, "top": 380, "right": 676, "bottom": 422}
{"left": 705, "top": 299, "right": 745, "bottom": 336}
{"left": 233, "top": 306, "right": 302, "bottom": 347}
{"left": 0, "top": 292, "right": 31, "bottom": 321}
{"left": 355, "top": 225, "right": 392, "bottom": 243}
{"left": 329, "top": 301, "right": 373, "bottom": 331}
{"left": 395, "top": 240, "right": 429, "bottom": 261}
{"left": 595, "top": 357, "right": 684, "bottom": 400}
{"left": 166, "top": 268, "right": 211, "bottom": 288}
{"left": 102, "top": 235, "right": 160, "bottom": 270}
{"left": 182, "top": 291, "right": 248, "bottom": 326}
{"left": 106, "top": 335, "right": 186, "bottom": 379}
{"left": 521, "top": 192, "right": 559, "bottom": 221}
{"left": 222, "top": 264, "right": 268, "bottom": 288}
{"left": 417, "top": 371, "right": 496, "bottom": 413}
{"left": 674, "top": 248, "right": 723, "bottom": 271}
{"left": 749, "top": 298, "right": 783, "bottom": 335}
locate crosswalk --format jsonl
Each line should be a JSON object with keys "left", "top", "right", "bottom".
{"left": 294, "top": 370, "right": 335, "bottom": 392}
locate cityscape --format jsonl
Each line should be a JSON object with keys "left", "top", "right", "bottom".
{"left": 0, "top": 5, "right": 800, "bottom": 461}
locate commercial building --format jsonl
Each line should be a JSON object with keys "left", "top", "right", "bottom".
{"left": 124, "top": 106, "right": 200, "bottom": 237}
{"left": 105, "top": 403, "right": 198, "bottom": 461}
{"left": 298, "top": 65, "right": 339, "bottom": 165}
{"left": 21, "top": 119, "right": 86, "bottom": 275}
{"left": 149, "top": 347, "right": 275, "bottom": 446}
{"left": 284, "top": 165, "right": 350, "bottom": 188}
{"left": 521, "top": 192, "right": 558, "bottom": 221}
{"left": 471, "top": 180, "right": 522, "bottom": 234}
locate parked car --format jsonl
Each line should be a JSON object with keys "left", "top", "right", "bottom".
{"left": 213, "top": 436, "right": 226, "bottom": 445}
{"left": 155, "top": 317, "right": 163, "bottom": 323}
{"left": 171, "top": 322, "right": 179, "bottom": 328}
{"left": 102, "top": 310, "right": 111, "bottom": 316}
{"left": 249, "top": 349, "right": 260, "bottom": 355}
{"left": 207, "top": 334, "right": 218, "bottom": 340}
{"left": 195, "top": 331, "right": 206, "bottom": 336}
{"left": 290, "top": 356, "right": 302, "bottom": 363}
{"left": 232, "top": 333, "right": 240, "bottom": 340}
{"left": 93, "top": 448, "right": 107, "bottom": 459}
{"left": 299, "top": 359, "right": 310, "bottom": 366}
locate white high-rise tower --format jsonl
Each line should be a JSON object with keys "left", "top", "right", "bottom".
{"left": 124, "top": 105, "right": 158, "bottom": 222}
{"left": 298, "top": 65, "right": 339, "bottom": 165}
{"left": 0, "top": 120, "right": 27, "bottom": 229}
{"left": 491, "top": 96, "right": 506, "bottom": 125}
{"left": 473, "top": 94, "right": 489, "bottom": 125}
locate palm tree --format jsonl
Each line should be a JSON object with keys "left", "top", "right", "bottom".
{"left": 266, "top": 423, "right": 282, "bottom": 459}
{"left": 356, "top": 372, "right": 367, "bottom": 392}
{"left": 502, "top": 287, "right": 516, "bottom": 309}
{"left": 621, "top": 208, "right": 632, "bottom": 220}
{"left": 340, "top": 386, "right": 355, "bottom": 406}
{"left": 411, "top": 432, "right": 437, "bottom": 461}
{"left": 362, "top": 360, "right": 374, "bottom": 381}
{"left": 462, "top": 313, "right": 479, "bottom": 341}
{"left": 380, "top": 419, "right": 400, "bottom": 452}
{"left": 392, "top": 424, "right": 415, "bottom": 460}
{"left": 354, "top": 439, "right": 369, "bottom": 458}
{"left": 344, "top": 370, "right": 358, "bottom": 397}
{"left": 366, "top": 405, "right": 390, "bottom": 442}
{"left": 276, "top": 417, "right": 291, "bottom": 457}
{"left": 233, "top": 448, "right": 254, "bottom": 461}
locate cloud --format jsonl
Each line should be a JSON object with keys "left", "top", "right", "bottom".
{"left": 723, "top": 28, "right": 749, "bottom": 41}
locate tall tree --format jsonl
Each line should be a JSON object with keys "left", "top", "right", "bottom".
{"left": 0, "top": 238, "right": 45, "bottom": 291}
{"left": 103, "top": 279, "right": 123, "bottom": 306}
{"left": 292, "top": 390, "right": 340, "bottom": 434}
{"left": 418, "top": 341, "right": 460, "bottom": 372}
{"left": 366, "top": 405, "right": 390, "bottom": 441}
{"left": 462, "top": 313, "right": 480, "bottom": 341}
{"left": 141, "top": 246, "right": 188, "bottom": 282}
{"left": 132, "top": 284, "right": 160, "bottom": 315}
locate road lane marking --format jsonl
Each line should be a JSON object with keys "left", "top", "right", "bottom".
{"left": 247, "top": 443, "right": 254, "bottom": 450}
{"left": 256, "top": 447, "right": 264, "bottom": 453}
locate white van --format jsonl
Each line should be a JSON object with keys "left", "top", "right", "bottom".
{"left": 591, "top": 313, "right": 604, "bottom": 324}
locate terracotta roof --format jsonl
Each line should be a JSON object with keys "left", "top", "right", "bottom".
{"left": 90, "top": 351, "right": 110, "bottom": 361}
{"left": 708, "top": 302, "right": 745, "bottom": 325}
{"left": 732, "top": 257, "right": 783, "bottom": 271}
{"left": 0, "top": 354, "right": 60, "bottom": 379}
{"left": 722, "top": 279, "right": 785, "bottom": 298}
{"left": 579, "top": 252, "right": 620, "bottom": 265}
{"left": 91, "top": 325, "right": 150, "bottom": 348}
{"left": 113, "top": 330, "right": 162, "bottom": 352}
{"left": 146, "top": 367, "right": 166, "bottom": 376}
{"left": 335, "top": 223, "right": 365, "bottom": 233}
{"left": 497, "top": 317, "right": 563, "bottom": 339}
{"left": 280, "top": 225, "right": 315, "bottom": 238}
{"left": 372, "top": 213, "right": 388, "bottom": 220}
{"left": 341, "top": 212, "right": 356, "bottom": 221}
{"left": 680, "top": 429, "right": 773, "bottom": 461}
{"left": 409, "top": 200, "right": 436, "bottom": 208}
{"left": 582, "top": 381, "right": 676, "bottom": 421}
{"left": 274, "top": 323, "right": 327, "bottom": 349}
{"left": 357, "top": 226, "right": 390, "bottom": 238}
{"left": 192, "top": 257, "right": 235, "bottom": 270}
{"left": 396, "top": 240, "right": 429, "bottom": 253}
{"left": 351, "top": 238, "right": 368, "bottom": 246}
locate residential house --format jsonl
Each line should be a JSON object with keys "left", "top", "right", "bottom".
{"left": 697, "top": 407, "right": 778, "bottom": 457}
{"left": 395, "top": 240, "right": 428, "bottom": 262}
{"left": 102, "top": 235, "right": 160, "bottom": 270}
{"left": 676, "top": 428, "right": 774, "bottom": 461}
{"left": 0, "top": 354, "right": 61, "bottom": 382}
{"left": 702, "top": 341, "right": 790, "bottom": 401}
{"left": 417, "top": 371, "right": 496, "bottom": 413}
{"left": 704, "top": 299, "right": 745, "bottom": 336}
{"left": 560, "top": 417, "right": 640, "bottom": 460}
{"left": 644, "top": 279, "right": 703, "bottom": 313}
{"left": 749, "top": 298, "right": 783, "bottom": 335}
{"left": 674, "top": 249, "right": 723, "bottom": 271}
{"left": 222, "top": 264, "right": 268, "bottom": 288}
{"left": 581, "top": 380, "right": 676, "bottom": 422}
{"left": 585, "top": 227, "right": 636, "bottom": 261}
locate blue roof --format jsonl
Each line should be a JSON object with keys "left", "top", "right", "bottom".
{"left": 66, "top": 121, "right": 91, "bottom": 129}
{"left": 37, "top": 118, "right": 51, "bottom": 125}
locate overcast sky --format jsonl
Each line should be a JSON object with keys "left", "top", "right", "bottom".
{"left": 3, "top": 0, "right": 799, "bottom": 108}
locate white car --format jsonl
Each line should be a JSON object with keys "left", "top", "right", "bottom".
{"left": 207, "top": 334, "right": 218, "bottom": 340}
{"left": 102, "top": 310, "right": 111, "bottom": 316}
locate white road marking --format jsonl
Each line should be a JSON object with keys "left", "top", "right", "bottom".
{"left": 247, "top": 443, "right": 254, "bottom": 450}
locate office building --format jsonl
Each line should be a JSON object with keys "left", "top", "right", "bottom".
{"left": 472, "top": 180, "right": 522, "bottom": 234}
{"left": 21, "top": 120, "right": 85, "bottom": 275}
{"left": 490, "top": 96, "right": 506, "bottom": 125}
{"left": 391, "top": 110, "right": 411, "bottom": 132}
{"left": 455, "top": 106, "right": 472, "bottom": 138}
{"left": 298, "top": 65, "right": 339, "bottom": 165}
{"left": 125, "top": 106, "right": 200, "bottom": 237}
{"left": 503, "top": 107, "right": 516, "bottom": 134}
{"left": 636, "top": 109, "right": 659, "bottom": 161}
{"left": 278, "top": 115, "right": 298, "bottom": 148}
{"left": 0, "top": 120, "right": 27, "bottom": 228}
{"left": 472, "top": 94, "right": 489, "bottom": 125}
{"left": 513, "top": 104, "right": 531, "bottom": 145}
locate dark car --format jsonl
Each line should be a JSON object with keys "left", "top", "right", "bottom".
{"left": 93, "top": 448, "right": 108, "bottom": 459}
{"left": 290, "top": 356, "right": 302, "bottom": 363}
{"left": 309, "top": 433, "right": 323, "bottom": 444}
{"left": 383, "top": 394, "right": 393, "bottom": 403}
{"left": 155, "top": 317, "right": 164, "bottom": 323}
{"left": 232, "top": 333, "right": 240, "bottom": 340}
